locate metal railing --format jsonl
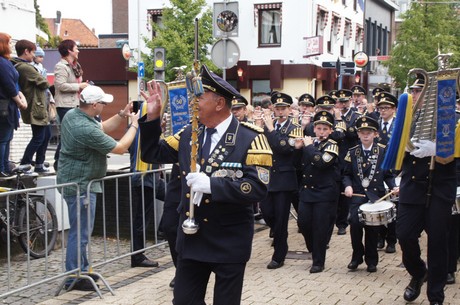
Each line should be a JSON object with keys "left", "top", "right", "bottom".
{"left": 0, "top": 168, "right": 167, "bottom": 301}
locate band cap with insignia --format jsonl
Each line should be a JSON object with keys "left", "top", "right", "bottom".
{"left": 372, "top": 87, "right": 386, "bottom": 97}
{"left": 315, "top": 95, "right": 336, "bottom": 108}
{"left": 298, "top": 93, "right": 315, "bottom": 106}
{"left": 200, "top": 64, "right": 241, "bottom": 101}
{"left": 376, "top": 92, "right": 398, "bottom": 108}
{"left": 350, "top": 85, "right": 366, "bottom": 95}
{"left": 231, "top": 96, "right": 248, "bottom": 109}
{"left": 313, "top": 111, "right": 335, "bottom": 127}
{"left": 355, "top": 116, "right": 379, "bottom": 131}
{"left": 336, "top": 89, "right": 353, "bottom": 102}
{"left": 328, "top": 90, "right": 338, "bottom": 100}
{"left": 271, "top": 91, "right": 293, "bottom": 107}
{"left": 409, "top": 73, "right": 425, "bottom": 90}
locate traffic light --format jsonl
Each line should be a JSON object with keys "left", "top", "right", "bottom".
{"left": 154, "top": 47, "right": 165, "bottom": 71}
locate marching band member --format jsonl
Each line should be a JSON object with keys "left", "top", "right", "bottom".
{"left": 375, "top": 91, "right": 399, "bottom": 253}
{"left": 295, "top": 111, "right": 340, "bottom": 273}
{"left": 298, "top": 93, "right": 315, "bottom": 129}
{"left": 397, "top": 74, "right": 457, "bottom": 305}
{"left": 350, "top": 85, "right": 366, "bottom": 111}
{"left": 231, "top": 96, "right": 250, "bottom": 122}
{"left": 343, "top": 116, "right": 397, "bottom": 273}
{"left": 258, "top": 92, "right": 303, "bottom": 270}
{"left": 334, "top": 89, "right": 360, "bottom": 236}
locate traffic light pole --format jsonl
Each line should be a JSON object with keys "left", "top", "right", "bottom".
{"left": 336, "top": 57, "right": 343, "bottom": 90}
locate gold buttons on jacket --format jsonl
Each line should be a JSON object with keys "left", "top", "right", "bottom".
{"left": 186, "top": 212, "right": 190, "bottom": 216}
{"left": 186, "top": 193, "right": 190, "bottom": 198}
{"left": 205, "top": 199, "right": 210, "bottom": 204}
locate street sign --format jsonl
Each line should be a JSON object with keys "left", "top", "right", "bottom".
{"left": 341, "top": 67, "right": 355, "bottom": 75}
{"left": 341, "top": 62, "right": 355, "bottom": 68}
{"left": 213, "top": 2, "right": 239, "bottom": 38}
{"left": 211, "top": 38, "right": 240, "bottom": 69}
{"left": 138, "top": 62, "right": 145, "bottom": 77}
{"left": 322, "top": 61, "right": 337, "bottom": 68}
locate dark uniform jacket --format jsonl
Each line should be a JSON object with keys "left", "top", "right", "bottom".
{"left": 377, "top": 117, "right": 395, "bottom": 145}
{"left": 139, "top": 116, "right": 272, "bottom": 263}
{"left": 338, "top": 109, "right": 360, "bottom": 161}
{"left": 297, "top": 139, "right": 340, "bottom": 202}
{"left": 304, "top": 120, "right": 346, "bottom": 143}
{"left": 264, "top": 118, "right": 303, "bottom": 192}
{"left": 343, "top": 143, "right": 396, "bottom": 203}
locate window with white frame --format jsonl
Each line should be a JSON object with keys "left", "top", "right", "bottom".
{"left": 316, "top": 5, "right": 328, "bottom": 36}
{"left": 148, "top": 9, "right": 163, "bottom": 39}
{"left": 255, "top": 3, "right": 282, "bottom": 47}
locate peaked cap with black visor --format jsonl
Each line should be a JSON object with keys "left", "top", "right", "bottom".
{"left": 200, "top": 64, "right": 241, "bottom": 102}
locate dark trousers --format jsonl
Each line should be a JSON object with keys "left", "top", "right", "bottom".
{"left": 160, "top": 200, "right": 180, "bottom": 267}
{"left": 54, "top": 107, "right": 72, "bottom": 162}
{"left": 298, "top": 200, "right": 335, "bottom": 267}
{"left": 448, "top": 214, "right": 459, "bottom": 273}
{"left": 336, "top": 192, "right": 350, "bottom": 229}
{"left": 397, "top": 202, "right": 451, "bottom": 303}
{"left": 348, "top": 202, "right": 378, "bottom": 265}
{"left": 173, "top": 258, "right": 246, "bottom": 305}
{"left": 260, "top": 191, "right": 291, "bottom": 263}
{"left": 21, "top": 124, "right": 50, "bottom": 165}
{"left": 0, "top": 121, "right": 14, "bottom": 173}
{"left": 131, "top": 185, "right": 155, "bottom": 263}
{"left": 378, "top": 221, "right": 397, "bottom": 245}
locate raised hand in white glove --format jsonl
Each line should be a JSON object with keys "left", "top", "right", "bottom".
{"left": 186, "top": 172, "right": 211, "bottom": 206}
{"left": 410, "top": 139, "right": 436, "bottom": 158}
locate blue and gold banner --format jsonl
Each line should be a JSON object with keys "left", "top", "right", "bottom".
{"left": 169, "top": 87, "right": 190, "bottom": 135}
{"left": 436, "top": 74, "right": 457, "bottom": 164}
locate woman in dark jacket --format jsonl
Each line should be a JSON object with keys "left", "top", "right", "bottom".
{"left": 0, "top": 32, "right": 27, "bottom": 177}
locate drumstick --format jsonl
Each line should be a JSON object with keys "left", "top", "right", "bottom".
{"left": 340, "top": 192, "right": 366, "bottom": 198}
{"left": 375, "top": 189, "right": 398, "bottom": 203}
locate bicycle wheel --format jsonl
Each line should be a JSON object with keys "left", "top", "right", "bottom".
{"left": 18, "top": 197, "right": 58, "bottom": 258}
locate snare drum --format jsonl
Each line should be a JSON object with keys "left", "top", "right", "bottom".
{"left": 358, "top": 200, "right": 396, "bottom": 226}
{"left": 453, "top": 187, "right": 460, "bottom": 215}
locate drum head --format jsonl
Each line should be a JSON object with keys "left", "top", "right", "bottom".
{"left": 359, "top": 200, "right": 394, "bottom": 212}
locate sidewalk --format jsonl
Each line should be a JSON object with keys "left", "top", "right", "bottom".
{"left": 37, "top": 220, "right": 458, "bottom": 305}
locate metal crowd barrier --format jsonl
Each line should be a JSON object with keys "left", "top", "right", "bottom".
{"left": 0, "top": 168, "right": 167, "bottom": 301}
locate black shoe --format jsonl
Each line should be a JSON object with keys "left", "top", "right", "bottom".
{"left": 403, "top": 274, "right": 427, "bottom": 302}
{"left": 385, "top": 244, "right": 396, "bottom": 253}
{"left": 131, "top": 258, "right": 159, "bottom": 268}
{"left": 87, "top": 273, "right": 100, "bottom": 282}
{"left": 269, "top": 229, "right": 274, "bottom": 238}
{"left": 67, "top": 279, "right": 99, "bottom": 291}
{"left": 347, "top": 260, "right": 362, "bottom": 270}
{"left": 267, "top": 260, "right": 284, "bottom": 269}
{"left": 169, "top": 277, "right": 175, "bottom": 288}
{"left": 0, "top": 171, "right": 11, "bottom": 178}
{"left": 446, "top": 272, "right": 455, "bottom": 285}
{"left": 337, "top": 227, "right": 346, "bottom": 235}
{"left": 377, "top": 239, "right": 385, "bottom": 249}
{"left": 309, "top": 265, "right": 324, "bottom": 273}
{"left": 366, "top": 265, "right": 377, "bottom": 273}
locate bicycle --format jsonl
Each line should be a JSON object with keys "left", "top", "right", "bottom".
{"left": 0, "top": 165, "right": 58, "bottom": 258}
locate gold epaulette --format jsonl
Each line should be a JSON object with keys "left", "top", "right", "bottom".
{"left": 241, "top": 121, "right": 264, "bottom": 133}
{"left": 349, "top": 144, "right": 360, "bottom": 150}
{"left": 324, "top": 141, "right": 339, "bottom": 157}
{"left": 164, "top": 127, "right": 186, "bottom": 152}
{"left": 289, "top": 127, "right": 304, "bottom": 138}
{"left": 291, "top": 117, "right": 300, "bottom": 125}
{"left": 377, "top": 143, "right": 386, "bottom": 149}
{"left": 328, "top": 139, "right": 338, "bottom": 145}
{"left": 335, "top": 121, "right": 346, "bottom": 131}
{"left": 246, "top": 134, "right": 273, "bottom": 166}
{"left": 344, "top": 150, "right": 352, "bottom": 162}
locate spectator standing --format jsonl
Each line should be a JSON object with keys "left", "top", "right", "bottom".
{"left": 0, "top": 33, "right": 27, "bottom": 177}
{"left": 53, "top": 39, "right": 90, "bottom": 170}
{"left": 11, "top": 41, "right": 50, "bottom": 173}
{"left": 57, "top": 86, "right": 138, "bottom": 291}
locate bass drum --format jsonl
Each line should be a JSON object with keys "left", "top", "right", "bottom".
{"left": 358, "top": 200, "right": 396, "bottom": 226}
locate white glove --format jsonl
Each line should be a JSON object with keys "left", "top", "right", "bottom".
{"left": 410, "top": 139, "right": 436, "bottom": 158}
{"left": 186, "top": 172, "right": 211, "bottom": 206}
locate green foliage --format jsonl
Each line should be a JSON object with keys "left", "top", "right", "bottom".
{"left": 142, "top": 0, "right": 218, "bottom": 81}
{"left": 34, "top": 0, "right": 62, "bottom": 48}
{"left": 385, "top": 1, "right": 460, "bottom": 89}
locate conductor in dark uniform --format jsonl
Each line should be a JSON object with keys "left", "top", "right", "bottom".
{"left": 295, "top": 111, "right": 340, "bottom": 273}
{"left": 397, "top": 76, "right": 457, "bottom": 305}
{"left": 259, "top": 92, "right": 303, "bottom": 269}
{"left": 139, "top": 65, "right": 273, "bottom": 305}
{"left": 231, "top": 96, "right": 249, "bottom": 122}
{"left": 343, "top": 116, "right": 397, "bottom": 272}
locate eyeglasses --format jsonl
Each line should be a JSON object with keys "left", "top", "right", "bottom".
{"left": 378, "top": 106, "right": 393, "bottom": 111}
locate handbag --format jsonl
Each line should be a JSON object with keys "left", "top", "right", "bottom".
{"left": 0, "top": 99, "right": 9, "bottom": 118}
{"left": 48, "top": 103, "right": 57, "bottom": 122}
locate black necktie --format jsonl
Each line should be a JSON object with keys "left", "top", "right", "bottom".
{"left": 382, "top": 122, "right": 388, "bottom": 134}
{"left": 201, "top": 128, "right": 217, "bottom": 161}
{"left": 276, "top": 123, "right": 281, "bottom": 131}
{"left": 364, "top": 150, "right": 370, "bottom": 159}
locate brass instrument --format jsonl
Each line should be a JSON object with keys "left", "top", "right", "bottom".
{"left": 182, "top": 18, "right": 202, "bottom": 235}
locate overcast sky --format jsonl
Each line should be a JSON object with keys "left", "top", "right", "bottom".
{"left": 37, "top": 0, "right": 112, "bottom": 35}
